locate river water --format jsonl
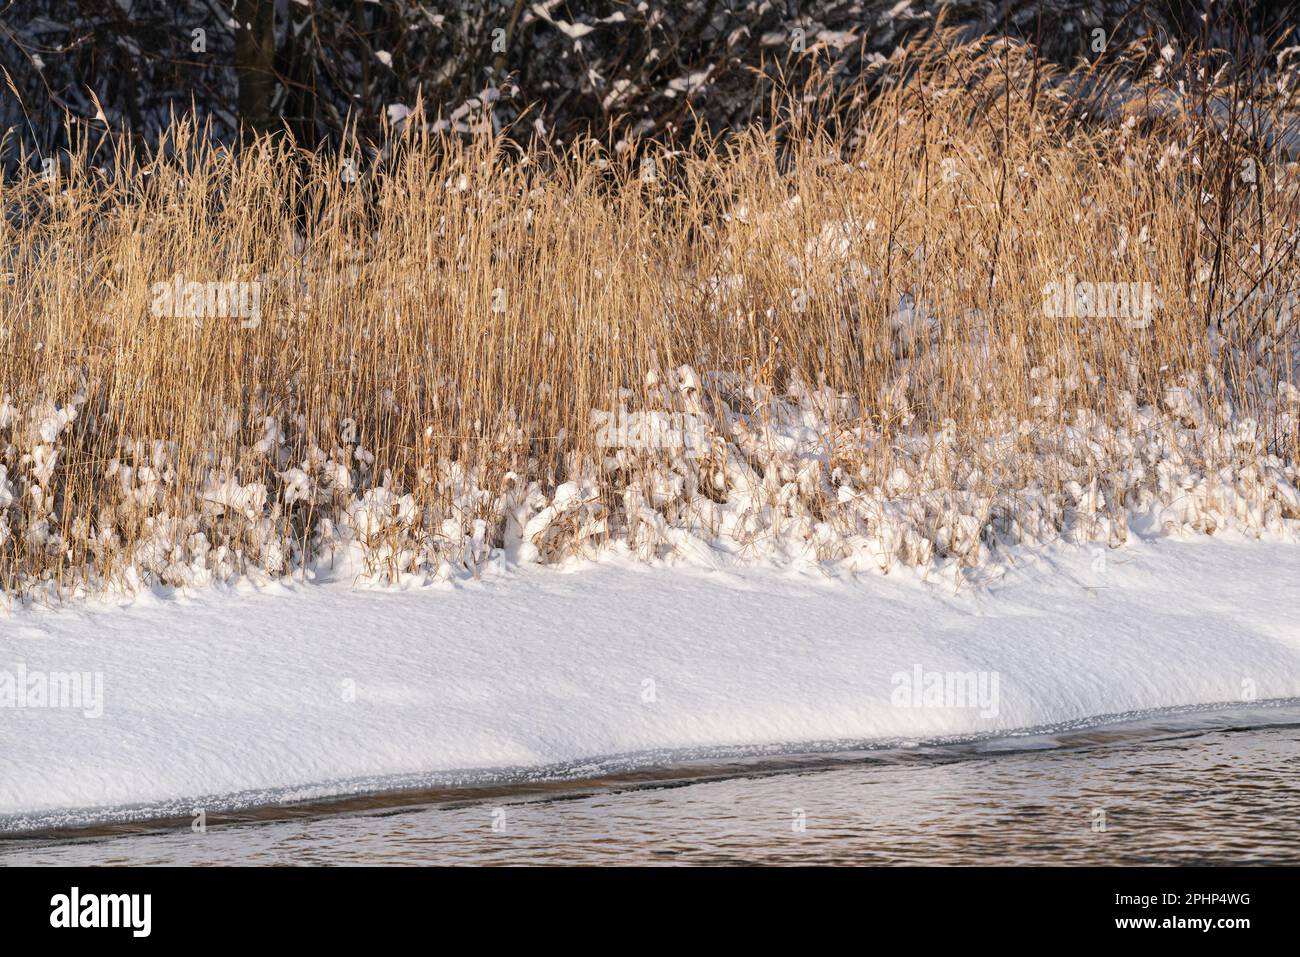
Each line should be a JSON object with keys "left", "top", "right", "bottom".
{"left": 4, "top": 703, "right": 1298, "bottom": 865}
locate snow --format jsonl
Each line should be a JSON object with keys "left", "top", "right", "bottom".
{"left": 2, "top": 531, "right": 1299, "bottom": 832}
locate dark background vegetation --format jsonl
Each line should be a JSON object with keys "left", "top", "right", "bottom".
{"left": 0, "top": 0, "right": 1296, "bottom": 163}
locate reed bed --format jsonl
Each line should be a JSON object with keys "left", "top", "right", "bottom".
{"left": 1, "top": 34, "right": 1298, "bottom": 600}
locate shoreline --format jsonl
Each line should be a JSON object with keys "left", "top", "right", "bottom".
{"left": 6, "top": 698, "right": 1299, "bottom": 839}
{"left": 3, "top": 532, "right": 1300, "bottom": 831}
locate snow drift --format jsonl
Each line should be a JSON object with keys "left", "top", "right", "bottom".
{"left": 2, "top": 532, "right": 1298, "bottom": 831}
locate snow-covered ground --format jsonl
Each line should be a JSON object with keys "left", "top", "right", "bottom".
{"left": 2, "top": 531, "right": 1299, "bottom": 832}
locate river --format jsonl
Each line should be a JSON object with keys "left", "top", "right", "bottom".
{"left": 4, "top": 702, "right": 1298, "bottom": 865}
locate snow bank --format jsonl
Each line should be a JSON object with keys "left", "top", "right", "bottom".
{"left": 2, "top": 532, "right": 1299, "bottom": 830}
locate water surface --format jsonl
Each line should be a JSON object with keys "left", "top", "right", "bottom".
{"left": 4, "top": 703, "right": 1298, "bottom": 865}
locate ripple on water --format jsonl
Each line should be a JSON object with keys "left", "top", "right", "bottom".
{"left": 3, "top": 704, "right": 1299, "bottom": 865}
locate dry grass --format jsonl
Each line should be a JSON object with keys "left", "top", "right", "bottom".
{"left": 1, "top": 34, "right": 1298, "bottom": 598}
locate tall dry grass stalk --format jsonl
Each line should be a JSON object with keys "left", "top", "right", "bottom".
{"left": 1, "top": 34, "right": 1298, "bottom": 600}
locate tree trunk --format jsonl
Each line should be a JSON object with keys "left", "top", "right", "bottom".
{"left": 234, "top": 0, "right": 276, "bottom": 137}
